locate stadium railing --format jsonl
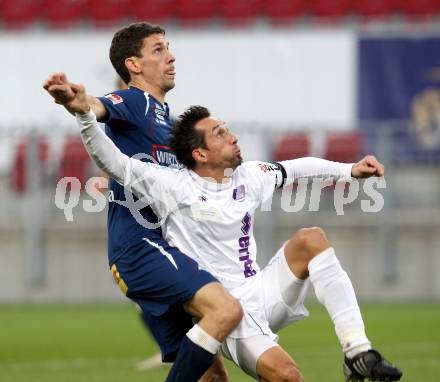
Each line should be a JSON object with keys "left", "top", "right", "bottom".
{"left": 1, "top": 121, "right": 439, "bottom": 301}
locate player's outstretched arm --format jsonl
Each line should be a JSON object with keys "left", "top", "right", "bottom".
{"left": 278, "top": 155, "right": 384, "bottom": 185}
{"left": 71, "top": 82, "right": 178, "bottom": 211}
{"left": 43, "top": 72, "right": 107, "bottom": 120}
{"left": 61, "top": 82, "right": 126, "bottom": 185}
{"left": 278, "top": 157, "right": 353, "bottom": 184}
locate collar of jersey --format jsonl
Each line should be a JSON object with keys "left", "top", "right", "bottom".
{"left": 129, "top": 86, "right": 170, "bottom": 115}
{"left": 188, "top": 170, "right": 232, "bottom": 192}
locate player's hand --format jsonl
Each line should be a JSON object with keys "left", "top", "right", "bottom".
{"left": 351, "top": 155, "right": 384, "bottom": 178}
{"left": 43, "top": 72, "right": 76, "bottom": 105}
{"left": 63, "top": 83, "right": 90, "bottom": 115}
{"left": 43, "top": 73, "right": 90, "bottom": 115}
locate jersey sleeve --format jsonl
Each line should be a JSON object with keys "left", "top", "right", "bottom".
{"left": 98, "top": 90, "right": 144, "bottom": 127}
{"left": 279, "top": 157, "right": 353, "bottom": 184}
{"left": 241, "top": 161, "right": 285, "bottom": 204}
{"left": 76, "top": 110, "right": 180, "bottom": 218}
{"left": 242, "top": 158, "right": 353, "bottom": 204}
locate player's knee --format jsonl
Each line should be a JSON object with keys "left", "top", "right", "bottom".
{"left": 294, "top": 227, "right": 330, "bottom": 260}
{"left": 207, "top": 295, "right": 242, "bottom": 334}
{"left": 275, "top": 364, "right": 304, "bottom": 382}
{"left": 217, "top": 297, "right": 243, "bottom": 330}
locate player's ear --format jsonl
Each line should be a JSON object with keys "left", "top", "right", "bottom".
{"left": 193, "top": 148, "right": 207, "bottom": 164}
{"left": 125, "top": 57, "right": 141, "bottom": 75}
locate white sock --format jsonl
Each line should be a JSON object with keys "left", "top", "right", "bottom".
{"left": 186, "top": 324, "right": 222, "bottom": 355}
{"left": 308, "top": 247, "right": 371, "bottom": 358}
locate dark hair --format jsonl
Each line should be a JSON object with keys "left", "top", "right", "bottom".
{"left": 169, "top": 106, "right": 211, "bottom": 169}
{"left": 109, "top": 22, "right": 165, "bottom": 84}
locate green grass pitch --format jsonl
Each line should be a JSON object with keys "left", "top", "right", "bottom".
{"left": 1, "top": 303, "right": 439, "bottom": 381}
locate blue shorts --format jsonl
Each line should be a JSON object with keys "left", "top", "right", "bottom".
{"left": 111, "top": 238, "right": 217, "bottom": 362}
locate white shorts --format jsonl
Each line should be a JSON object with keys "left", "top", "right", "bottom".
{"left": 221, "top": 244, "right": 310, "bottom": 379}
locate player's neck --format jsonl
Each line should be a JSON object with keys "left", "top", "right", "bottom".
{"left": 194, "top": 167, "right": 233, "bottom": 184}
{"left": 129, "top": 80, "right": 166, "bottom": 104}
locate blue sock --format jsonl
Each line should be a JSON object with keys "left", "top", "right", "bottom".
{"left": 165, "top": 335, "right": 215, "bottom": 382}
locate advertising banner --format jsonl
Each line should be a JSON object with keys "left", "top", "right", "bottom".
{"left": 358, "top": 37, "right": 440, "bottom": 163}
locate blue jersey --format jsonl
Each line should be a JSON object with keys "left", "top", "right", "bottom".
{"left": 98, "top": 87, "right": 217, "bottom": 361}
{"left": 99, "top": 86, "right": 178, "bottom": 265}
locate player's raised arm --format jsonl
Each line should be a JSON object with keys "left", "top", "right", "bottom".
{"left": 279, "top": 157, "right": 353, "bottom": 184}
{"left": 244, "top": 158, "right": 353, "bottom": 198}
{"left": 43, "top": 72, "right": 107, "bottom": 120}
{"left": 244, "top": 155, "right": 384, "bottom": 204}
{"left": 64, "top": 82, "right": 179, "bottom": 214}
{"left": 279, "top": 155, "right": 384, "bottom": 183}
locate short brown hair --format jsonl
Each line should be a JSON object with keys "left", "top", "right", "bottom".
{"left": 109, "top": 22, "right": 165, "bottom": 84}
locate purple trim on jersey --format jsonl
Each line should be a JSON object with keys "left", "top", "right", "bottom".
{"left": 241, "top": 212, "right": 251, "bottom": 235}
{"left": 238, "top": 213, "right": 257, "bottom": 278}
{"left": 233, "top": 184, "right": 246, "bottom": 201}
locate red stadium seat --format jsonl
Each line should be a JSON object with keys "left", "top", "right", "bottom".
{"left": 10, "top": 138, "right": 49, "bottom": 194}
{"left": 86, "top": 0, "right": 129, "bottom": 27}
{"left": 263, "top": 0, "right": 307, "bottom": 24}
{"left": 324, "top": 132, "right": 362, "bottom": 163}
{"left": 274, "top": 133, "right": 310, "bottom": 162}
{"left": 127, "top": 0, "right": 177, "bottom": 23}
{"left": 219, "top": 0, "right": 263, "bottom": 25}
{"left": 400, "top": 0, "right": 440, "bottom": 18}
{"left": 309, "top": 0, "right": 353, "bottom": 19}
{"left": 176, "top": 0, "right": 219, "bottom": 24}
{"left": 42, "top": 0, "right": 86, "bottom": 28}
{"left": 355, "top": 0, "right": 398, "bottom": 19}
{"left": 58, "top": 136, "right": 91, "bottom": 187}
{"left": 0, "top": 0, "right": 42, "bottom": 29}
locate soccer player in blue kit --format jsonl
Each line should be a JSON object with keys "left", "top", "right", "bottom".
{"left": 44, "top": 23, "right": 243, "bottom": 382}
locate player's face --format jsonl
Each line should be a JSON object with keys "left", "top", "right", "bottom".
{"left": 137, "top": 34, "right": 176, "bottom": 93}
{"left": 196, "top": 117, "right": 243, "bottom": 170}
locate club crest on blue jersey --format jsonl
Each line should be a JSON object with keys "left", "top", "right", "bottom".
{"left": 104, "top": 93, "right": 123, "bottom": 105}
{"left": 154, "top": 105, "right": 168, "bottom": 125}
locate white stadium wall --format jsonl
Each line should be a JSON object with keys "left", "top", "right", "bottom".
{"left": 1, "top": 28, "right": 355, "bottom": 129}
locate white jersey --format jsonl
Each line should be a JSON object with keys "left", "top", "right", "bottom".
{"left": 77, "top": 111, "right": 352, "bottom": 332}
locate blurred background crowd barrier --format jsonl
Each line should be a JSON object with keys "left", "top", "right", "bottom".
{"left": 1, "top": 0, "right": 440, "bottom": 303}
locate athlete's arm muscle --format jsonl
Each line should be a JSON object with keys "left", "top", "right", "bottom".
{"left": 86, "top": 95, "right": 107, "bottom": 120}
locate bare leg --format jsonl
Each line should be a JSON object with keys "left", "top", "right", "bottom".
{"left": 184, "top": 282, "right": 243, "bottom": 342}
{"left": 199, "top": 353, "right": 229, "bottom": 382}
{"left": 165, "top": 282, "right": 242, "bottom": 382}
{"left": 256, "top": 347, "right": 303, "bottom": 382}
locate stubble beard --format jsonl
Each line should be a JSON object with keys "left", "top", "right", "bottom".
{"left": 229, "top": 154, "right": 243, "bottom": 169}
{"left": 163, "top": 79, "right": 175, "bottom": 93}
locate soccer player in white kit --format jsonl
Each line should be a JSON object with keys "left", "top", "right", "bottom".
{"left": 68, "top": 83, "right": 402, "bottom": 382}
